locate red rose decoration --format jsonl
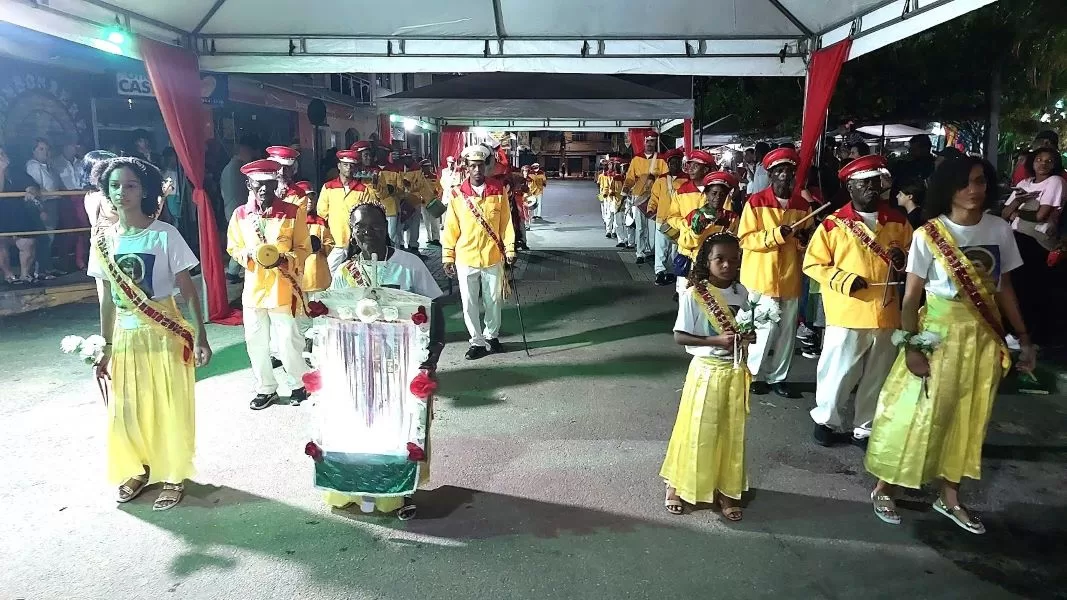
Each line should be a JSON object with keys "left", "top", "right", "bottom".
{"left": 301, "top": 370, "right": 322, "bottom": 394}
{"left": 304, "top": 441, "right": 324, "bottom": 462}
{"left": 409, "top": 370, "right": 437, "bottom": 399}
{"left": 411, "top": 306, "right": 428, "bottom": 326}
{"left": 307, "top": 300, "right": 329, "bottom": 318}
{"left": 406, "top": 442, "right": 426, "bottom": 462}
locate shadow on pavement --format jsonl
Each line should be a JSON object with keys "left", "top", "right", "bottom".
{"left": 117, "top": 483, "right": 1065, "bottom": 599}
{"left": 195, "top": 342, "right": 250, "bottom": 381}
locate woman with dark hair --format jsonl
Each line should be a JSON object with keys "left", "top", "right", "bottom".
{"left": 88, "top": 156, "right": 212, "bottom": 511}
{"left": 84, "top": 151, "right": 121, "bottom": 234}
{"left": 0, "top": 144, "right": 39, "bottom": 284}
{"left": 661, "top": 233, "right": 755, "bottom": 520}
{"left": 1000, "top": 147, "right": 1064, "bottom": 344}
{"left": 895, "top": 178, "right": 926, "bottom": 229}
{"left": 865, "top": 156, "right": 1034, "bottom": 534}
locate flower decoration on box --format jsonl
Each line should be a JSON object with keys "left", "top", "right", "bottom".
{"left": 307, "top": 300, "right": 329, "bottom": 318}
{"left": 60, "top": 334, "right": 108, "bottom": 366}
{"left": 411, "top": 306, "right": 428, "bottom": 326}
{"left": 406, "top": 442, "right": 426, "bottom": 462}
{"left": 302, "top": 370, "right": 322, "bottom": 394}
{"left": 409, "top": 369, "right": 437, "bottom": 399}
{"left": 355, "top": 298, "right": 382, "bottom": 323}
{"left": 304, "top": 441, "right": 324, "bottom": 462}
{"left": 891, "top": 330, "right": 942, "bottom": 354}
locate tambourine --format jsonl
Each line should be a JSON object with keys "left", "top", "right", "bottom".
{"left": 624, "top": 211, "right": 636, "bottom": 227}
{"left": 658, "top": 221, "right": 680, "bottom": 241}
{"left": 425, "top": 198, "right": 447, "bottom": 219}
{"left": 523, "top": 195, "right": 539, "bottom": 209}
{"left": 254, "top": 243, "right": 281, "bottom": 268}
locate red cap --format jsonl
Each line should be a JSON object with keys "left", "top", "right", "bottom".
{"left": 661, "top": 148, "right": 684, "bottom": 161}
{"left": 688, "top": 149, "right": 716, "bottom": 166}
{"left": 294, "top": 181, "right": 315, "bottom": 195}
{"left": 703, "top": 171, "right": 739, "bottom": 189}
{"left": 241, "top": 159, "right": 283, "bottom": 180}
{"left": 838, "top": 154, "right": 889, "bottom": 181}
{"left": 266, "top": 145, "right": 299, "bottom": 165}
{"left": 350, "top": 141, "right": 372, "bottom": 152}
{"left": 762, "top": 147, "right": 800, "bottom": 170}
{"left": 336, "top": 150, "right": 359, "bottom": 163}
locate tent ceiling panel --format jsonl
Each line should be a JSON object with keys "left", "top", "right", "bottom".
{"left": 779, "top": 0, "right": 892, "bottom": 35}
{"left": 380, "top": 98, "right": 692, "bottom": 120}
{"left": 79, "top": 0, "right": 222, "bottom": 33}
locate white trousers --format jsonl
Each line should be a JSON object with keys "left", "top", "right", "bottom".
{"left": 601, "top": 202, "right": 615, "bottom": 234}
{"left": 654, "top": 229, "right": 677, "bottom": 275}
{"left": 746, "top": 293, "right": 799, "bottom": 384}
{"left": 458, "top": 262, "right": 504, "bottom": 348}
{"left": 402, "top": 211, "right": 422, "bottom": 249}
{"left": 388, "top": 216, "right": 401, "bottom": 247}
{"left": 422, "top": 207, "right": 440, "bottom": 242}
{"left": 615, "top": 208, "right": 635, "bottom": 244}
{"left": 632, "top": 205, "right": 654, "bottom": 258}
{"left": 811, "top": 326, "right": 897, "bottom": 438}
{"left": 244, "top": 307, "right": 310, "bottom": 395}
{"left": 531, "top": 194, "right": 543, "bottom": 218}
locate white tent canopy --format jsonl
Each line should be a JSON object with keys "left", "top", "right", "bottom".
{"left": 1, "top": 0, "right": 996, "bottom": 76}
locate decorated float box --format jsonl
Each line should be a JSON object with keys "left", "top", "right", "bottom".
{"left": 302, "top": 286, "right": 436, "bottom": 498}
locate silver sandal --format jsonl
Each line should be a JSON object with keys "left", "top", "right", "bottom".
{"left": 871, "top": 490, "right": 902, "bottom": 525}
{"left": 116, "top": 475, "right": 149, "bottom": 503}
{"left": 933, "top": 497, "right": 985, "bottom": 534}
{"left": 153, "top": 483, "right": 184, "bottom": 511}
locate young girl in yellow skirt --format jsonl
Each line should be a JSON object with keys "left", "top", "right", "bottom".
{"left": 88, "top": 157, "right": 213, "bottom": 510}
{"left": 865, "top": 156, "right": 1036, "bottom": 534}
{"left": 661, "top": 232, "right": 755, "bottom": 520}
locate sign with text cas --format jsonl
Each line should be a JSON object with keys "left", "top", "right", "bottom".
{"left": 115, "top": 72, "right": 228, "bottom": 106}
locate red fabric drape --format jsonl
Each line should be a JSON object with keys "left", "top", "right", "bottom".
{"left": 439, "top": 126, "right": 467, "bottom": 168}
{"left": 796, "top": 38, "right": 852, "bottom": 195}
{"left": 683, "top": 119, "right": 694, "bottom": 154}
{"left": 378, "top": 114, "right": 393, "bottom": 147}
{"left": 628, "top": 128, "right": 657, "bottom": 156}
{"left": 139, "top": 37, "right": 239, "bottom": 325}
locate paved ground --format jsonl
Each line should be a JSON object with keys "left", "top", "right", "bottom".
{"left": 2, "top": 180, "right": 1067, "bottom": 599}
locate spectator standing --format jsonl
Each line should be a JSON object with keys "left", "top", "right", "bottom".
{"left": 24, "top": 138, "right": 63, "bottom": 278}
{"left": 220, "top": 137, "right": 258, "bottom": 283}
{"left": 747, "top": 142, "right": 772, "bottom": 194}
{"left": 0, "top": 145, "right": 39, "bottom": 284}
{"left": 131, "top": 129, "right": 158, "bottom": 166}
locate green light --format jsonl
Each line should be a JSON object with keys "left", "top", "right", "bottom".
{"left": 107, "top": 30, "right": 126, "bottom": 45}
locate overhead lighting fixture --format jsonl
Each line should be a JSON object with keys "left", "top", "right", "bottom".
{"left": 403, "top": 118, "right": 417, "bottom": 132}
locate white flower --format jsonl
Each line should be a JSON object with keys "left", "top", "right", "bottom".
{"left": 60, "top": 335, "right": 84, "bottom": 354}
{"left": 355, "top": 298, "right": 382, "bottom": 323}
{"left": 755, "top": 303, "right": 781, "bottom": 324}
{"left": 736, "top": 309, "right": 754, "bottom": 324}
{"left": 891, "top": 330, "right": 911, "bottom": 346}
{"left": 83, "top": 335, "right": 107, "bottom": 350}
{"left": 912, "top": 331, "right": 942, "bottom": 350}
{"left": 336, "top": 306, "right": 356, "bottom": 320}
{"left": 381, "top": 306, "right": 400, "bottom": 321}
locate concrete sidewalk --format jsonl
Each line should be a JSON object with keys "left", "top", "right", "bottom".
{"left": 2, "top": 188, "right": 1066, "bottom": 599}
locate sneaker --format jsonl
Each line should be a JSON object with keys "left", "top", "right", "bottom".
{"left": 636, "top": 256, "right": 646, "bottom": 265}
{"left": 250, "top": 392, "right": 279, "bottom": 410}
{"left": 270, "top": 356, "right": 283, "bottom": 369}
{"left": 486, "top": 338, "right": 505, "bottom": 354}
{"left": 801, "top": 346, "right": 821, "bottom": 359}
{"left": 465, "top": 345, "right": 489, "bottom": 360}
{"left": 750, "top": 381, "right": 771, "bottom": 395}
{"left": 851, "top": 435, "right": 870, "bottom": 450}
{"left": 616, "top": 242, "right": 627, "bottom": 248}
{"left": 813, "top": 424, "right": 838, "bottom": 446}
{"left": 289, "top": 387, "right": 310, "bottom": 406}
{"left": 605, "top": 233, "right": 612, "bottom": 239}
{"left": 771, "top": 382, "right": 801, "bottom": 399}
{"left": 427, "top": 240, "right": 442, "bottom": 248}
{"left": 1005, "top": 334, "right": 1021, "bottom": 351}
{"left": 626, "top": 243, "right": 636, "bottom": 249}
{"left": 796, "top": 324, "right": 814, "bottom": 340}
{"left": 654, "top": 273, "right": 671, "bottom": 287}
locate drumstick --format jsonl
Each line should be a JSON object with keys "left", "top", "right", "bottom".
{"left": 868, "top": 281, "right": 904, "bottom": 287}
{"left": 788, "top": 202, "right": 833, "bottom": 229}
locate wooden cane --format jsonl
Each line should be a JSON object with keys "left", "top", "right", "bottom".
{"left": 787, "top": 202, "right": 833, "bottom": 229}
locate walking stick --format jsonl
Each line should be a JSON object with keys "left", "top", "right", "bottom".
{"left": 508, "top": 266, "right": 532, "bottom": 357}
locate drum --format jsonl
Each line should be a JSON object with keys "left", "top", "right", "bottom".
{"left": 254, "top": 243, "right": 281, "bottom": 268}
{"left": 658, "top": 221, "right": 680, "bottom": 241}
{"left": 425, "top": 198, "right": 447, "bottom": 219}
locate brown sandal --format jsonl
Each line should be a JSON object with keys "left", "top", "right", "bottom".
{"left": 718, "top": 495, "right": 743, "bottom": 521}
{"left": 116, "top": 474, "right": 149, "bottom": 503}
{"left": 152, "top": 483, "right": 184, "bottom": 511}
{"left": 664, "top": 485, "right": 684, "bottom": 515}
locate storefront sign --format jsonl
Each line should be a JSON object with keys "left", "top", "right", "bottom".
{"left": 116, "top": 72, "right": 228, "bottom": 105}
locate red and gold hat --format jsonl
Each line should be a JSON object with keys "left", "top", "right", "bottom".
{"left": 350, "top": 141, "right": 372, "bottom": 153}
{"left": 531, "top": 163, "right": 541, "bottom": 170}
{"left": 266, "top": 145, "right": 299, "bottom": 166}
{"left": 688, "top": 149, "right": 716, "bottom": 166}
{"left": 294, "top": 181, "right": 315, "bottom": 195}
{"left": 839, "top": 154, "right": 889, "bottom": 181}
{"left": 703, "top": 171, "right": 739, "bottom": 190}
{"left": 336, "top": 149, "right": 359, "bottom": 164}
{"left": 661, "top": 148, "right": 684, "bottom": 161}
{"left": 762, "top": 147, "right": 800, "bottom": 170}
{"left": 240, "top": 159, "right": 283, "bottom": 181}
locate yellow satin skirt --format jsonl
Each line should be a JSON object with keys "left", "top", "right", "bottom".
{"left": 107, "top": 298, "right": 196, "bottom": 485}
{"left": 660, "top": 356, "right": 751, "bottom": 502}
{"left": 865, "top": 295, "right": 1006, "bottom": 489}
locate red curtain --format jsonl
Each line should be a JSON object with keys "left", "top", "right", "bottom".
{"left": 139, "top": 37, "right": 239, "bottom": 325}
{"left": 628, "top": 128, "right": 657, "bottom": 156}
{"left": 378, "top": 114, "right": 393, "bottom": 147}
{"left": 439, "top": 126, "right": 467, "bottom": 168}
{"left": 796, "top": 38, "right": 853, "bottom": 194}
{"left": 683, "top": 119, "right": 694, "bottom": 154}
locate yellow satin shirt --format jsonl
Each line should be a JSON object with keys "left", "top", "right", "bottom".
{"left": 624, "top": 155, "right": 668, "bottom": 198}
{"left": 527, "top": 173, "right": 547, "bottom": 195}
{"left": 738, "top": 188, "right": 811, "bottom": 299}
{"left": 803, "top": 203, "right": 913, "bottom": 329}
{"left": 303, "top": 214, "right": 335, "bottom": 292}
{"left": 227, "top": 199, "right": 311, "bottom": 311}
{"left": 316, "top": 178, "right": 379, "bottom": 248}
{"left": 443, "top": 179, "right": 516, "bottom": 267}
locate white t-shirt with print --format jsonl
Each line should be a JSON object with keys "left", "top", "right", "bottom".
{"left": 906, "top": 214, "right": 1023, "bottom": 299}
{"left": 1009, "top": 176, "right": 1064, "bottom": 249}
{"left": 330, "top": 248, "right": 443, "bottom": 299}
{"left": 87, "top": 221, "right": 199, "bottom": 300}
{"left": 674, "top": 281, "right": 749, "bottom": 358}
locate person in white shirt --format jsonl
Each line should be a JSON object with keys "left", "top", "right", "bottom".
{"left": 747, "top": 142, "right": 772, "bottom": 194}
{"left": 24, "top": 138, "right": 62, "bottom": 277}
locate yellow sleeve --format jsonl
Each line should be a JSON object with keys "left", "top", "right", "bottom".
{"left": 320, "top": 221, "right": 336, "bottom": 256}
{"left": 442, "top": 191, "right": 461, "bottom": 264}
{"left": 316, "top": 185, "right": 330, "bottom": 219}
{"left": 623, "top": 161, "right": 637, "bottom": 193}
{"left": 500, "top": 194, "right": 516, "bottom": 259}
{"left": 802, "top": 224, "right": 858, "bottom": 296}
{"left": 226, "top": 213, "right": 253, "bottom": 270}
{"left": 285, "top": 205, "right": 312, "bottom": 276}
{"left": 738, "top": 204, "right": 787, "bottom": 253}
{"left": 666, "top": 192, "right": 687, "bottom": 233}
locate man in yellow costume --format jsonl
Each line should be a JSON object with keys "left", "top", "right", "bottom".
{"left": 317, "top": 147, "right": 379, "bottom": 271}
{"left": 443, "top": 145, "right": 517, "bottom": 360}
{"left": 649, "top": 148, "right": 687, "bottom": 286}
{"left": 266, "top": 145, "right": 305, "bottom": 205}
{"left": 598, "top": 158, "right": 617, "bottom": 239}
{"left": 624, "top": 132, "right": 667, "bottom": 265}
{"left": 737, "top": 147, "right": 810, "bottom": 398}
{"left": 227, "top": 159, "right": 312, "bottom": 410}
{"left": 419, "top": 159, "right": 444, "bottom": 248}
{"left": 527, "top": 163, "right": 547, "bottom": 221}
{"left": 396, "top": 149, "right": 428, "bottom": 255}
{"left": 803, "top": 155, "right": 912, "bottom": 447}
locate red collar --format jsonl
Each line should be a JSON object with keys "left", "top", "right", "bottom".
{"left": 747, "top": 187, "right": 808, "bottom": 211}
{"left": 324, "top": 178, "right": 367, "bottom": 192}
{"left": 835, "top": 201, "right": 906, "bottom": 226}
{"left": 458, "top": 178, "right": 503, "bottom": 197}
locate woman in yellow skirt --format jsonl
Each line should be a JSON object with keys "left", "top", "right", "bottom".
{"left": 661, "top": 232, "right": 754, "bottom": 520}
{"left": 88, "top": 157, "right": 212, "bottom": 510}
{"left": 865, "top": 156, "right": 1035, "bottom": 534}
